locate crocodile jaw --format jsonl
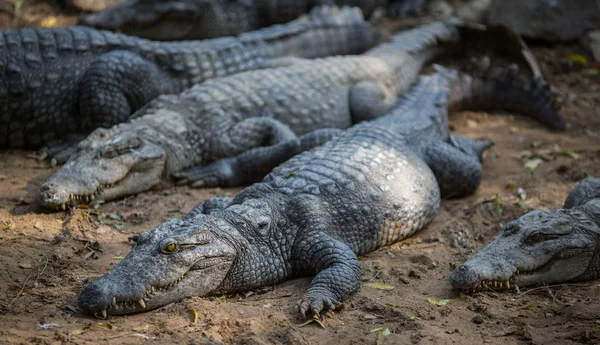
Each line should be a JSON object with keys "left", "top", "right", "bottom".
{"left": 450, "top": 209, "right": 596, "bottom": 292}
{"left": 38, "top": 140, "right": 167, "bottom": 210}
{"left": 78, "top": 219, "right": 236, "bottom": 316}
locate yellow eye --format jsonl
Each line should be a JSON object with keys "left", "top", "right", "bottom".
{"left": 162, "top": 243, "right": 177, "bottom": 254}
{"left": 527, "top": 232, "right": 544, "bottom": 243}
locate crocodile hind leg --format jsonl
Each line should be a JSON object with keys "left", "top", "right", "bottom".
{"left": 175, "top": 129, "right": 342, "bottom": 188}
{"left": 293, "top": 233, "right": 361, "bottom": 318}
{"left": 44, "top": 51, "right": 179, "bottom": 163}
{"left": 424, "top": 134, "right": 493, "bottom": 199}
{"left": 79, "top": 50, "right": 179, "bottom": 130}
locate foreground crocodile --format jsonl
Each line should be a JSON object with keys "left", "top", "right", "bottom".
{"left": 39, "top": 19, "right": 561, "bottom": 210}
{"left": 76, "top": 65, "right": 563, "bottom": 318}
{"left": 0, "top": 6, "right": 375, "bottom": 151}
{"left": 450, "top": 177, "right": 600, "bottom": 292}
{"left": 78, "top": 0, "right": 427, "bottom": 41}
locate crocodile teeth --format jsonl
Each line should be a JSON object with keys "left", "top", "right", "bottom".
{"left": 151, "top": 286, "right": 155, "bottom": 293}
{"left": 61, "top": 204, "right": 66, "bottom": 210}
{"left": 138, "top": 299, "right": 146, "bottom": 309}
{"left": 506, "top": 280, "right": 510, "bottom": 289}
{"left": 112, "top": 297, "right": 117, "bottom": 306}
{"left": 101, "top": 309, "right": 107, "bottom": 318}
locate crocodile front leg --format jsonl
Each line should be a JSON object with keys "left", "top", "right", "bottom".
{"left": 293, "top": 233, "right": 361, "bottom": 318}
{"left": 175, "top": 128, "right": 342, "bottom": 188}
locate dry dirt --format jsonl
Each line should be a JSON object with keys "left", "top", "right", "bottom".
{"left": 0, "top": 2, "right": 600, "bottom": 345}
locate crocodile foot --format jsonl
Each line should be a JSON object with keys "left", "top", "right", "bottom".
{"left": 298, "top": 289, "right": 343, "bottom": 319}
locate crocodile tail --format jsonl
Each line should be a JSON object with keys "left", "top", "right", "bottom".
{"left": 444, "top": 64, "right": 566, "bottom": 131}
{"left": 239, "top": 5, "right": 377, "bottom": 58}
{"left": 456, "top": 22, "right": 545, "bottom": 82}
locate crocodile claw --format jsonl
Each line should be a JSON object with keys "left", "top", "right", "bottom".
{"left": 298, "top": 293, "right": 342, "bottom": 319}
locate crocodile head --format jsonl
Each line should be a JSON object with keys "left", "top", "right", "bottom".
{"left": 450, "top": 205, "right": 600, "bottom": 292}
{"left": 38, "top": 108, "right": 198, "bottom": 209}
{"left": 78, "top": 0, "right": 208, "bottom": 41}
{"left": 78, "top": 217, "right": 237, "bottom": 316}
{"left": 38, "top": 129, "right": 168, "bottom": 210}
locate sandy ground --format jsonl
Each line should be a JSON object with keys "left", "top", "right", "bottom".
{"left": 1, "top": 2, "right": 600, "bottom": 345}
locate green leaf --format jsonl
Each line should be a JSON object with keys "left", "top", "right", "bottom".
{"left": 523, "top": 158, "right": 543, "bottom": 173}
{"left": 559, "top": 151, "right": 579, "bottom": 160}
{"left": 493, "top": 194, "right": 503, "bottom": 216}
{"left": 365, "top": 282, "right": 396, "bottom": 290}
{"left": 370, "top": 328, "right": 383, "bottom": 333}
{"left": 410, "top": 316, "right": 421, "bottom": 321}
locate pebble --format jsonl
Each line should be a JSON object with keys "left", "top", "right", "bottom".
{"left": 472, "top": 313, "right": 484, "bottom": 324}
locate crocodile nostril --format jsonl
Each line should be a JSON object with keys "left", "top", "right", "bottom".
{"left": 457, "top": 264, "right": 469, "bottom": 272}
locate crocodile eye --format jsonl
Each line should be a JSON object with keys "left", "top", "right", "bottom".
{"left": 526, "top": 232, "right": 544, "bottom": 243}
{"left": 161, "top": 242, "right": 178, "bottom": 254}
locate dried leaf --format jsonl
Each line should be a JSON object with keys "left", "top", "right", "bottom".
{"left": 190, "top": 308, "right": 198, "bottom": 324}
{"left": 559, "top": 151, "right": 579, "bottom": 160}
{"left": 97, "top": 322, "right": 113, "bottom": 330}
{"left": 410, "top": 316, "right": 422, "bottom": 321}
{"left": 524, "top": 158, "right": 543, "bottom": 173}
{"left": 40, "top": 17, "right": 57, "bottom": 28}
{"left": 427, "top": 298, "right": 450, "bottom": 306}
{"left": 132, "top": 325, "right": 150, "bottom": 333}
{"left": 370, "top": 327, "right": 391, "bottom": 345}
{"left": 299, "top": 318, "right": 326, "bottom": 328}
{"left": 18, "top": 263, "right": 32, "bottom": 269}
{"left": 459, "top": 292, "right": 467, "bottom": 300}
{"left": 519, "top": 202, "right": 530, "bottom": 210}
{"left": 71, "top": 329, "right": 84, "bottom": 335}
{"left": 505, "top": 183, "right": 516, "bottom": 189}
{"left": 569, "top": 54, "right": 588, "bottom": 66}
{"left": 365, "top": 282, "right": 396, "bottom": 290}
{"left": 111, "top": 256, "right": 125, "bottom": 260}
{"left": 528, "top": 302, "right": 537, "bottom": 311}
{"left": 3, "top": 224, "right": 12, "bottom": 230}
{"left": 517, "top": 187, "right": 527, "bottom": 200}
{"left": 97, "top": 213, "right": 126, "bottom": 231}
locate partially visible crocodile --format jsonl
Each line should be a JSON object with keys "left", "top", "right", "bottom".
{"left": 450, "top": 177, "right": 600, "bottom": 292}
{"left": 39, "top": 19, "right": 562, "bottom": 210}
{"left": 78, "top": 0, "right": 427, "bottom": 41}
{"left": 76, "top": 65, "right": 563, "bottom": 318}
{"left": 0, "top": 6, "right": 376, "bottom": 151}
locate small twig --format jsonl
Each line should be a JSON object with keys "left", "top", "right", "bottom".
{"left": 515, "top": 283, "right": 591, "bottom": 298}
{"left": 6, "top": 256, "right": 49, "bottom": 309}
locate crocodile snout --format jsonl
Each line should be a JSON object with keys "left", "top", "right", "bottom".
{"left": 38, "top": 182, "right": 69, "bottom": 210}
{"left": 449, "top": 264, "right": 480, "bottom": 289}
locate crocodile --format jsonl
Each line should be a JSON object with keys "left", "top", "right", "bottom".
{"left": 38, "top": 19, "right": 562, "bottom": 210}
{"left": 450, "top": 177, "right": 600, "bottom": 292}
{"left": 0, "top": 6, "right": 376, "bottom": 151}
{"left": 78, "top": 0, "right": 427, "bottom": 41}
{"left": 76, "top": 65, "right": 564, "bottom": 318}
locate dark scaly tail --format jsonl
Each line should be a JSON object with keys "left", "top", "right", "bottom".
{"left": 445, "top": 65, "right": 565, "bottom": 131}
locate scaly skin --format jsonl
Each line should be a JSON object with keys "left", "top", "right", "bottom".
{"left": 40, "top": 20, "right": 555, "bottom": 210}
{"left": 38, "top": 19, "right": 462, "bottom": 209}
{"left": 77, "top": 65, "right": 563, "bottom": 318}
{"left": 450, "top": 177, "right": 600, "bottom": 292}
{"left": 78, "top": 0, "right": 425, "bottom": 41}
{"left": 0, "top": 6, "right": 375, "bottom": 151}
